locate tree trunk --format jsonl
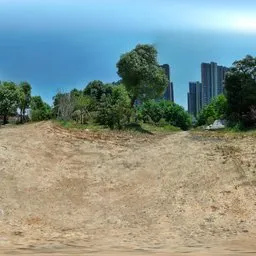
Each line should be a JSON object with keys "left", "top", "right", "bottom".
{"left": 131, "top": 97, "right": 136, "bottom": 108}
{"left": 22, "top": 109, "right": 26, "bottom": 123}
{"left": 20, "top": 113, "right": 23, "bottom": 124}
{"left": 3, "top": 115, "right": 8, "bottom": 125}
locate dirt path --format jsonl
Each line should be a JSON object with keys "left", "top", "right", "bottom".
{"left": 0, "top": 122, "right": 255, "bottom": 255}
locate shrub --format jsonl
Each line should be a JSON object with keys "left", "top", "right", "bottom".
{"left": 97, "top": 85, "right": 131, "bottom": 129}
{"left": 30, "top": 96, "right": 52, "bottom": 121}
{"left": 197, "top": 94, "right": 227, "bottom": 126}
{"left": 138, "top": 100, "right": 192, "bottom": 130}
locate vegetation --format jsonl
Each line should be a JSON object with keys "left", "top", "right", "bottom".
{"left": 117, "top": 44, "right": 169, "bottom": 106}
{"left": 197, "top": 55, "right": 256, "bottom": 131}
{"left": 0, "top": 81, "right": 19, "bottom": 124}
{"left": 30, "top": 96, "right": 52, "bottom": 121}
{"left": 2, "top": 46, "right": 254, "bottom": 134}
{"left": 51, "top": 44, "right": 188, "bottom": 131}
{"left": 137, "top": 100, "right": 192, "bottom": 130}
{"left": 0, "top": 81, "right": 51, "bottom": 124}
{"left": 225, "top": 55, "right": 256, "bottom": 128}
{"left": 96, "top": 85, "right": 132, "bottom": 129}
{"left": 197, "top": 94, "right": 227, "bottom": 126}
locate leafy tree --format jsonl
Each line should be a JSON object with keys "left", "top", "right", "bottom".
{"left": 70, "top": 88, "right": 83, "bottom": 98}
{"left": 97, "top": 85, "right": 131, "bottom": 129}
{"left": 83, "top": 80, "right": 113, "bottom": 111}
{"left": 116, "top": 44, "right": 168, "bottom": 106}
{"left": 197, "top": 94, "right": 227, "bottom": 126}
{"left": 17, "top": 81, "right": 31, "bottom": 123}
{"left": 138, "top": 100, "right": 164, "bottom": 123}
{"left": 84, "top": 80, "right": 112, "bottom": 101}
{"left": 73, "top": 95, "right": 92, "bottom": 124}
{"left": 225, "top": 55, "right": 256, "bottom": 126}
{"left": 30, "top": 96, "right": 52, "bottom": 121}
{"left": 163, "top": 102, "right": 192, "bottom": 130}
{"left": 0, "top": 81, "right": 19, "bottom": 124}
{"left": 138, "top": 100, "right": 192, "bottom": 130}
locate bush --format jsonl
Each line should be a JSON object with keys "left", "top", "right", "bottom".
{"left": 30, "top": 96, "right": 52, "bottom": 121}
{"left": 138, "top": 100, "right": 192, "bottom": 130}
{"left": 97, "top": 85, "right": 131, "bottom": 129}
{"left": 197, "top": 94, "right": 227, "bottom": 126}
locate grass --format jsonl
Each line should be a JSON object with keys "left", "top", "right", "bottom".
{"left": 140, "top": 123, "right": 181, "bottom": 133}
{"left": 53, "top": 120, "right": 106, "bottom": 131}
{"left": 54, "top": 120, "right": 181, "bottom": 135}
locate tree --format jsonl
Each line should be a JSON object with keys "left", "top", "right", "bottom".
{"left": 84, "top": 80, "right": 112, "bottom": 101}
{"left": 30, "top": 96, "right": 52, "bottom": 121}
{"left": 17, "top": 81, "right": 31, "bottom": 123}
{"left": 73, "top": 95, "right": 92, "bottom": 124}
{"left": 0, "top": 81, "right": 19, "bottom": 124}
{"left": 197, "top": 94, "right": 228, "bottom": 126}
{"left": 116, "top": 44, "right": 168, "bottom": 106}
{"left": 97, "top": 85, "right": 131, "bottom": 129}
{"left": 70, "top": 88, "right": 82, "bottom": 98}
{"left": 225, "top": 55, "right": 256, "bottom": 126}
{"left": 83, "top": 80, "right": 113, "bottom": 111}
{"left": 138, "top": 100, "right": 192, "bottom": 130}
{"left": 52, "top": 92, "right": 75, "bottom": 121}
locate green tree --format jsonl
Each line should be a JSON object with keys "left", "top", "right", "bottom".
{"left": 225, "top": 55, "right": 256, "bottom": 126}
{"left": 73, "top": 95, "right": 92, "bottom": 124}
{"left": 0, "top": 81, "right": 19, "bottom": 124}
{"left": 197, "top": 94, "right": 227, "bottom": 126}
{"left": 84, "top": 80, "right": 112, "bottom": 101}
{"left": 116, "top": 44, "right": 168, "bottom": 106}
{"left": 138, "top": 100, "right": 192, "bottom": 130}
{"left": 83, "top": 80, "right": 113, "bottom": 111}
{"left": 30, "top": 96, "right": 52, "bottom": 121}
{"left": 138, "top": 100, "right": 164, "bottom": 124}
{"left": 97, "top": 85, "right": 131, "bottom": 129}
{"left": 70, "top": 88, "right": 83, "bottom": 98}
{"left": 17, "top": 81, "right": 32, "bottom": 123}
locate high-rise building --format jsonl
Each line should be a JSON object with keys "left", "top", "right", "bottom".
{"left": 201, "top": 62, "right": 228, "bottom": 106}
{"left": 187, "top": 82, "right": 202, "bottom": 117}
{"left": 217, "top": 66, "right": 229, "bottom": 95}
{"left": 161, "top": 64, "right": 174, "bottom": 102}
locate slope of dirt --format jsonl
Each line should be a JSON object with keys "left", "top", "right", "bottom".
{"left": 0, "top": 122, "right": 255, "bottom": 255}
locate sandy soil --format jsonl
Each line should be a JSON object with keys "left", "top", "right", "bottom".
{"left": 0, "top": 122, "right": 255, "bottom": 255}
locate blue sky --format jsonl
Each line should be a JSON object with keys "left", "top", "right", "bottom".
{"left": 0, "top": 0, "right": 256, "bottom": 108}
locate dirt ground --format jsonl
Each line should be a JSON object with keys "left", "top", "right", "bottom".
{"left": 0, "top": 122, "right": 255, "bottom": 255}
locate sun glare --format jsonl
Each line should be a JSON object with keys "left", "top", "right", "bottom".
{"left": 230, "top": 15, "right": 256, "bottom": 33}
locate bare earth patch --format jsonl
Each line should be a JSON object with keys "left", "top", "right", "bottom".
{"left": 0, "top": 122, "right": 255, "bottom": 255}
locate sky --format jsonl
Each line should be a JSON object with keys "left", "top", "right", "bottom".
{"left": 0, "top": 0, "right": 256, "bottom": 108}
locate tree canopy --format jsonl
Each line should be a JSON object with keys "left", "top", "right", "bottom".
{"left": 116, "top": 44, "right": 168, "bottom": 105}
{"left": 225, "top": 55, "right": 256, "bottom": 126}
{"left": 197, "top": 94, "right": 227, "bottom": 126}
{"left": 0, "top": 81, "right": 19, "bottom": 124}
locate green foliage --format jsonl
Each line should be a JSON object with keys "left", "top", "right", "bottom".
{"left": 73, "top": 94, "right": 92, "bottom": 124}
{"left": 84, "top": 80, "right": 112, "bottom": 101}
{"left": 138, "top": 100, "right": 192, "bottom": 130}
{"left": 97, "top": 85, "right": 131, "bottom": 129}
{"left": 116, "top": 44, "right": 168, "bottom": 105}
{"left": 225, "top": 55, "right": 256, "bottom": 127}
{"left": 0, "top": 81, "right": 19, "bottom": 124}
{"left": 138, "top": 100, "right": 164, "bottom": 123}
{"left": 30, "top": 96, "right": 52, "bottom": 121}
{"left": 197, "top": 94, "right": 227, "bottom": 126}
{"left": 83, "top": 80, "right": 113, "bottom": 111}
{"left": 17, "top": 81, "right": 32, "bottom": 123}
